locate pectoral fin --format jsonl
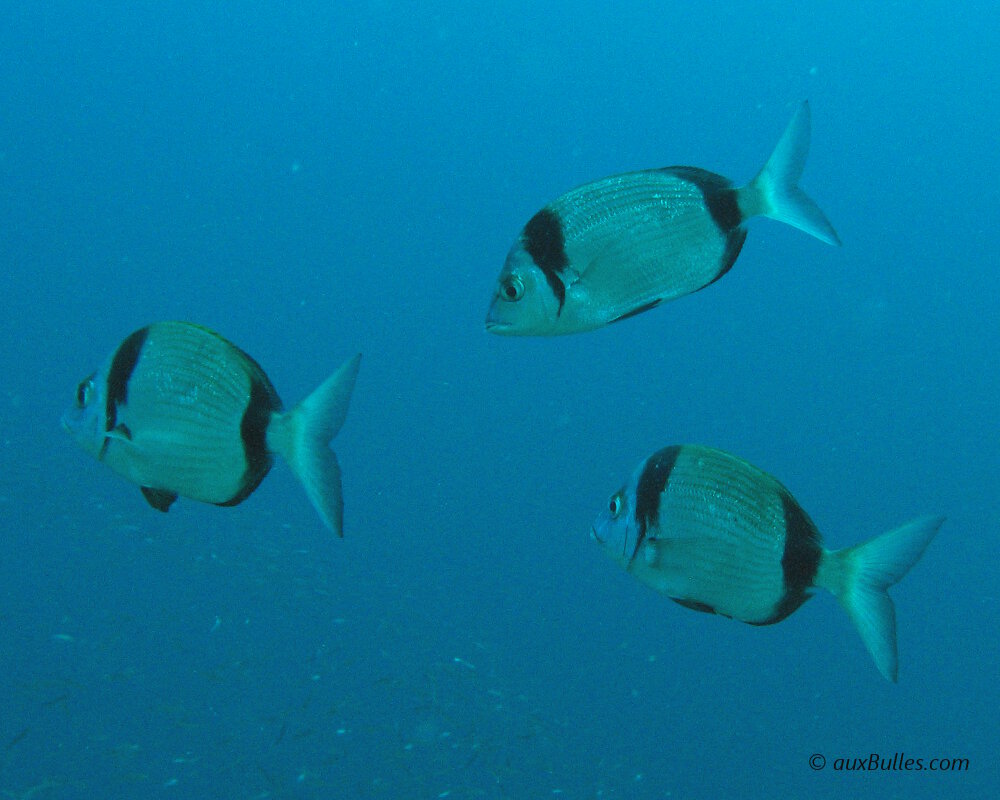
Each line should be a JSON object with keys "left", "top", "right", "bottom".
{"left": 141, "top": 487, "right": 178, "bottom": 512}
{"left": 637, "top": 536, "right": 726, "bottom": 600}
{"left": 99, "top": 424, "right": 135, "bottom": 461}
{"left": 579, "top": 241, "right": 675, "bottom": 320}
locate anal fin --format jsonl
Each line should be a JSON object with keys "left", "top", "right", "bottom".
{"left": 610, "top": 298, "right": 662, "bottom": 324}
{"left": 671, "top": 597, "right": 718, "bottom": 615}
{"left": 141, "top": 486, "right": 178, "bottom": 513}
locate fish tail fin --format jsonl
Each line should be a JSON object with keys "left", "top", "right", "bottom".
{"left": 738, "top": 100, "right": 841, "bottom": 246}
{"left": 267, "top": 353, "right": 361, "bottom": 536}
{"left": 818, "top": 515, "right": 944, "bottom": 682}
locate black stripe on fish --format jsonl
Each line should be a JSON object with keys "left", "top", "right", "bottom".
{"left": 662, "top": 166, "right": 742, "bottom": 234}
{"left": 780, "top": 490, "right": 822, "bottom": 589}
{"left": 756, "top": 490, "right": 823, "bottom": 624}
{"left": 611, "top": 298, "right": 662, "bottom": 324}
{"left": 219, "top": 375, "right": 279, "bottom": 507}
{"left": 632, "top": 445, "right": 681, "bottom": 560}
{"left": 705, "top": 227, "right": 747, "bottom": 288}
{"left": 105, "top": 326, "right": 149, "bottom": 433}
{"left": 522, "top": 208, "right": 568, "bottom": 314}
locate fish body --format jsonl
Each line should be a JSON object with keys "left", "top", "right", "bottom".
{"left": 63, "top": 321, "right": 360, "bottom": 535}
{"left": 591, "top": 444, "right": 943, "bottom": 681}
{"left": 486, "top": 102, "right": 840, "bottom": 335}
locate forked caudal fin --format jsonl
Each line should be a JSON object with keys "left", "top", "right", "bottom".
{"left": 820, "top": 515, "right": 944, "bottom": 682}
{"left": 737, "top": 101, "right": 841, "bottom": 246}
{"left": 266, "top": 353, "right": 361, "bottom": 536}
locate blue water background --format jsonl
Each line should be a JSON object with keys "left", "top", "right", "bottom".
{"left": 1, "top": 2, "right": 997, "bottom": 798}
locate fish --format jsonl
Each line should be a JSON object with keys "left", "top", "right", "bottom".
{"left": 62, "top": 321, "right": 361, "bottom": 536}
{"left": 591, "top": 444, "right": 943, "bottom": 681}
{"left": 486, "top": 101, "right": 840, "bottom": 336}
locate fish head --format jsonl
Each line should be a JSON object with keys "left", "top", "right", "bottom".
{"left": 61, "top": 368, "right": 107, "bottom": 459}
{"left": 591, "top": 483, "right": 641, "bottom": 569}
{"left": 485, "top": 245, "right": 563, "bottom": 336}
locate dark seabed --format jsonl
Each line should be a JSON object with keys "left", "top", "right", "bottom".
{"left": 1, "top": 2, "right": 997, "bottom": 798}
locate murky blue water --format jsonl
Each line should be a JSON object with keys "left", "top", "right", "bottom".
{"left": 1, "top": 2, "right": 996, "bottom": 797}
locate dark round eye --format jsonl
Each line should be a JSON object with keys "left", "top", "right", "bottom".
{"left": 500, "top": 275, "right": 524, "bottom": 302}
{"left": 75, "top": 376, "right": 95, "bottom": 408}
{"left": 608, "top": 493, "right": 623, "bottom": 519}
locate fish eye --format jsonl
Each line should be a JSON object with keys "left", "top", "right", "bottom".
{"left": 608, "top": 493, "right": 623, "bottom": 519}
{"left": 75, "top": 376, "right": 95, "bottom": 408}
{"left": 499, "top": 275, "right": 524, "bottom": 302}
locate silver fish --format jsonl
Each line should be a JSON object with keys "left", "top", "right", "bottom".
{"left": 591, "top": 444, "right": 943, "bottom": 681}
{"left": 63, "top": 321, "right": 360, "bottom": 535}
{"left": 486, "top": 102, "right": 840, "bottom": 335}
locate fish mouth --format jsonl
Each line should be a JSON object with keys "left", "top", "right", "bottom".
{"left": 484, "top": 307, "right": 513, "bottom": 333}
{"left": 484, "top": 297, "right": 512, "bottom": 333}
{"left": 590, "top": 526, "right": 604, "bottom": 544}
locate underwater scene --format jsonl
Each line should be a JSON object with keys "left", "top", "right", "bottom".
{"left": 1, "top": 2, "right": 997, "bottom": 798}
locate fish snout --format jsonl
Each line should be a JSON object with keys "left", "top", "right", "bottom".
{"left": 484, "top": 299, "right": 509, "bottom": 333}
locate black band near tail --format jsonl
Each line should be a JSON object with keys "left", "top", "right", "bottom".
{"left": 221, "top": 376, "right": 279, "bottom": 507}
{"left": 758, "top": 490, "right": 823, "bottom": 624}
{"left": 662, "top": 166, "right": 742, "bottom": 233}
